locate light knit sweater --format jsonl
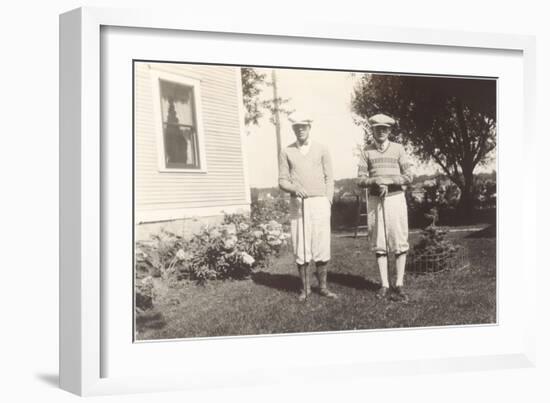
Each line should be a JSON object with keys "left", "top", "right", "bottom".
{"left": 278, "top": 141, "right": 334, "bottom": 200}
{"left": 357, "top": 141, "right": 413, "bottom": 195}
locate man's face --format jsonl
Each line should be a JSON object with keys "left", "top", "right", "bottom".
{"left": 373, "top": 125, "right": 391, "bottom": 143}
{"left": 292, "top": 124, "right": 311, "bottom": 143}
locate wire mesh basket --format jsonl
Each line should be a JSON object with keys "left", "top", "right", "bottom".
{"left": 406, "top": 245, "right": 469, "bottom": 274}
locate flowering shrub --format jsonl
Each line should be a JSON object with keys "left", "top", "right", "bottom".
{"left": 250, "top": 199, "right": 290, "bottom": 227}
{"left": 136, "top": 214, "right": 290, "bottom": 286}
{"left": 136, "top": 230, "right": 190, "bottom": 284}
{"left": 188, "top": 215, "right": 289, "bottom": 283}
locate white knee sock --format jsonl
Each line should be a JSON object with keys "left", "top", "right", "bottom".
{"left": 396, "top": 253, "right": 407, "bottom": 287}
{"left": 376, "top": 254, "right": 389, "bottom": 288}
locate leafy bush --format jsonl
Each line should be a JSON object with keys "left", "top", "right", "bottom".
{"left": 188, "top": 216, "right": 289, "bottom": 283}
{"left": 409, "top": 214, "right": 460, "bottom": 272}
{"left": 473, "top": 179, "right": 496, "bottom": 209}
{"left": 405, "top": 176, "right": 496, "bottom": 228}
{"left": 136, "top": 230, "right": 190, "bottom": 285}
{"left": 331, "top": 198, "right": 359, "bottom": 230}
{"left": 412, "top": 225, "right": 458, "bottom": 257}
{"left": 250, "top": 198, "right": 290, "bottom": 227}
{"left": 136, "top": 214, "right": 290, "bottom": 287}
{"left": 422, "top": 179, "right": 461, "bottom": 209}
{"left": 135, "top": 276, "right": 155, "bottom": 312}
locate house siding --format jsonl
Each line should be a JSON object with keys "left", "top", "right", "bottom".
{"left": 134, "top": 62, "right": 250, "bottom": 224}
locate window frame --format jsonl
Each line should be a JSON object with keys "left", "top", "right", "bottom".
{"left": 149, "top": 68, "right": 208, "bottom": 173}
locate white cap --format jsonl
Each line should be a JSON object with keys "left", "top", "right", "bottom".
{"left": 289, "top": 113, "right": 313, "bottom": 127}
{"left": 368, "top": 113, "right": 396, "bottom": 127}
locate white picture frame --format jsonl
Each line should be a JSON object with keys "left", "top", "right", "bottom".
{"left": 59, "top": 6, "right": 537, "bottom": 396}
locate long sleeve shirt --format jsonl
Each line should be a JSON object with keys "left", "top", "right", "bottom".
{"left": 279, "top": 141, "right": 334, "bottom": 201}
{"left": 357, "top": 141, "right": 413, "bottom": 195}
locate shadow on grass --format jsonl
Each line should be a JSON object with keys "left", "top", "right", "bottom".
{"left": 466, "top": 224, "right": 496, "bottom": 238}
{"left": 252, "top": 271, "right": 301, "bottom": 293}
{"left": 327, "top": 272, "right": 380, "bottom": 291}
{"left": 253, "top": 270, "right": 380, "bottom": 293}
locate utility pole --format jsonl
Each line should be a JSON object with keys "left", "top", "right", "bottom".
{"left": 271, "top": 69, "right": 282, "bottom": 159}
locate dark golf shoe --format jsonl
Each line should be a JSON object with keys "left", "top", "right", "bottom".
{"left": 391, "top": 286, "right": 409, "bottom": 302}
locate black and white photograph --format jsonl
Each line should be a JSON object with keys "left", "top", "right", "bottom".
{"left": 133, "top": 61, "right": 497, "bottom": 341}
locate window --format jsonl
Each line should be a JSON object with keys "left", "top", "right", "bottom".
{"left": 150, "top": 70, "right": 207, "bottom": 172}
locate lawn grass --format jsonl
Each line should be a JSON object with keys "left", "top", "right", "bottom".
{"left": 136, "top": 227, "right": 496, "bottom": 340}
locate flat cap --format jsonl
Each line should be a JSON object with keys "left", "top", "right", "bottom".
{"left": 368, "top": 113, "right": 396, "bottom": 127}
{"left": 289, "top": 113, "right": 313, "bottom": 127}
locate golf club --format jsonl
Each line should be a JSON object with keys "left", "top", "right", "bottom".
{"left": 380, "top": 192, "right": 391, "bottom": 289}
{"left": 301, "top": 196, "right": 308, "bottom": 300}
{"left": 365, "top": 187, "right": 369, "bottom": 240}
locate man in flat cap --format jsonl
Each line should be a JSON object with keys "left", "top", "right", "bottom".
{"left": 279, "top": 114, "right": 337, "bottom": 301}
{"left": 357, "top": 113, "right": 413, "bottom": 301}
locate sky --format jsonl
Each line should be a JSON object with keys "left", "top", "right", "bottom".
{"left": 244, "top": 67, "right": 495, "bottom": 188}
{"left": 245, "top": 68, "right": 365, "bottom": 188}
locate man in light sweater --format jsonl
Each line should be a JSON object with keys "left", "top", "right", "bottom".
{"left": 357, "top": 113, "right": 413, "bottom": 302}
{"left": 279, "top": 114, "right": 337, "bottom": 301}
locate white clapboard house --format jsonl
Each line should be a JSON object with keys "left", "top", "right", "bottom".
{"left": 134, "top": 62, "right": 250, "bottom": 240}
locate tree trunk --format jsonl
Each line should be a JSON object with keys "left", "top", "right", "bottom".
{"left": 458, "top": 169, "right": 475, "bottom": 221}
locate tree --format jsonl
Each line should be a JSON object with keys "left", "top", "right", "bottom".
{"left": 351, "top": 74, "right": 496, "bottom": 215}
{"left": 241, "top": 67, "right": 267, "bottom": 126}
{"left": 240, "top": 67, "right": 294, "bottom": 128}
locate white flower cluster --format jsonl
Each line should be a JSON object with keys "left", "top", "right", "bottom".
{"left": 240, "top": 251, "right": 255, "bottom": 266}
{"left": 260, "top": 220, "right": 290, "bottom": 247}
{"left": 175, "top": 249, "right": 187, "bottom": 261}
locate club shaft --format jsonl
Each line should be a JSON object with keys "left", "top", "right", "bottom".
{"left": 381, "top": 196, "right": 391, "bottom": 286}
{"left": 302, "top": 197, "right": 307, "bottom": 298}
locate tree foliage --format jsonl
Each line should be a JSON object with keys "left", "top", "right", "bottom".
{"left": 240, "top": 67, "right": 294, "bottom": 127}
{"left": 351, "top": 74, "right": 496, "bottom": 212}
{"left": 241, "top": 68, "right": 266, "bottom": 126}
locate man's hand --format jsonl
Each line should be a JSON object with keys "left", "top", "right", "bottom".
{"left": 357, "top": 177, "right": 369, "bottom": 188}
{"left": 373, "top": 177, "right": 394, "bottom": 186}
{"left": 378, "top": 184, "right": 388, "bottom": 198}
{"left": 294, "top": 187, "right": 308, "bottom": 199}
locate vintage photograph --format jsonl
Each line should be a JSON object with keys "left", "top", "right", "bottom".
{"left": 133, "top": 61, "right": 497, "bottom": 341}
